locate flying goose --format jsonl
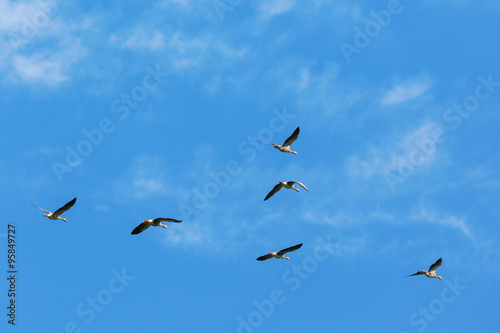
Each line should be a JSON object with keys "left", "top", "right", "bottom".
{"left": 131, "top": 218, "right": 182, "bottom": 235}
{"left": 407, "top": 258, "right": 443, "bottom": 280}
{"left": 260, "top": 127, "right": 300, "bottom": 155}
{"left": 264, "top": 181, "right": 308, "bottom": 201}
{"left": 257, "top": 243, "right": 303, "bottom": 261}
{"left": 32, "top": 197, "right": 77, "bottom": 223}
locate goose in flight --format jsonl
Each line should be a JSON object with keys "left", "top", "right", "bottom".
{"left": 131, "top": 218, "right": 182, "bottom": 235}
{"left": 260, "top": 127, "right": 300, "bottom": 155}
{"left": 407, "top": 258, "right": 443, "bottom": 279}
{"left": 264, "top": 181, "right": 308, "bottom": 201}
{"left": 32, "top": 197, "right": 77, "bottom": 223}
{"left": 257, "top": 243, "right": 303, "bottom": 261}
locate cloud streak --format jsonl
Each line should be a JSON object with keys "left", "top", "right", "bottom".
{"left": 260, "top": 0, "right": 295, "bottom": 19}
{"left": 381, "top": 79, "right": 431, "bottom": 105}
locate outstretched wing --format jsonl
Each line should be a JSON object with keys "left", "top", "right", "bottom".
{"left": 407, "top": 270, "right": 425, "bottom": 277}
{"left": 278, "top": 243, "right": 303, "bottom": 256}
{"left": 256, "top": 254, "right": 273, "bottom": 261}
{"left": 154, "top": 218, "right": 183, "bottom": 223}
{"left": 131, "top": 222, "right": 150, "bottom": 235}
{"left": 283, "top": 127, "right": 300, "bottom": 147}
{"left": 31, "top": 204, "right": 51, "bottom": 214}
{"left": 290, "top": 181, "right": 308, "bottom": 191}
{"left": 259, "top": 141, "right": 275, "bottom": 146}
{"left": 264, "top": 183, "right": 283, "bottom": 201}
{"left": 429, "top": 258, "right": 442, "bottom": 272}
{"left": 53, "top": 198, "right": 77, "bottom": 217}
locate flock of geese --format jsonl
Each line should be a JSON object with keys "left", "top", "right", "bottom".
{"left": 32, "top": 126, "right": 444, "bottom": 279}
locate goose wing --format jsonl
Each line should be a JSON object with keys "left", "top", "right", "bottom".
{"left": 429, "top": 258, "right": 442, "bottom": 272}
{"left": 131, "top": 222, "right": 151, "bottom": 235}
{"left": 256, "top": 254, "right": 274, "bottom": 261}
{"left": 278, "top": 243, "right": 303, "bottom": 256}
{"left": 264, "top": 183, "right": 283, "bottom": 201}
{"left": 52, "top": 198, "right": 77, "bottom": 217}
{"left": 153, "top": 218, "right": 183, "bottom": 223}
{"left": 407, "top": 271, "right": 425, "bottom": 277}
{"left": 283, "top": 127, "right": 300, "bottom": 147}
{"left": 290, "top": 181, "right": 308, "bottom": 191}
{"left": 31, "top": 204, "right": 51, "bottom": 214}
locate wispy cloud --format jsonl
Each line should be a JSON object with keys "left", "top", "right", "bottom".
{"left": 284, "top": 62, "right": 364, "bottom": 119}
{"left": 381, "top": 79, "right": 431, "bottom": 105}
{"left": 0, "top": 0, "right": 88, "bottom": 86}
{"left": 9, "top": 39, "right": 86, "bottom": 85}
{"left": 260, "top": 0, "right": 295, "bottom": 19}
{"left": 163, "top": 223, "right": 214, "bottom": 248}
{"left": 118, "top": 29, "right": 165, "bottom": 50}
{"left": 12, "top": 53, "right": 68, "bottom": 84}
{"left": 347, "top": 121, "right": 440, "bottom": 178}
{"left": 0, "top": 0, "right": 45, "bottom": 32}
{"left": 106, "top": 155, "right": 174, "bottom": 202}
{"left": 111, "top": 28, "right": 246, "bottom": 71}
{"left": 162, "top": 0, "right": 192, "bottom": 8}
{"left": 410, "top": 206, "right": 473, "bottom": 239}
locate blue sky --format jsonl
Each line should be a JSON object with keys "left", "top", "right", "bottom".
{"left": 2, "top": 0, "right": 500, "bottom": 332}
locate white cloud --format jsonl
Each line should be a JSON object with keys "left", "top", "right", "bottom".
{"left": 0, "top": 0, "right": 46, "bottom": 32}
{"left": 112, "top": 29, "right": 246, "bottom": 71}
{"left": 120, "top": 30, "right": 165, "bottom": 50}
{"left": 347, "top": 121, "right": 441, "bottom": 178}
{"left": 0, "top": 0, "right": 67, "bottom": 52}
{"left": 163, "top": 223, "right": 213, "bottom": 247}
{"left": 284, "top": 62, "right": 364, "bottom": 118}
{"left": 260, "top": 0, "right": 295, "bottom": 19}
{"left": 381, "top": 79, "right": 430, "bottom": 105}
{"left": 163, "top": 0, "right": 191, "bottom": 7}
{"left": 134, "top": 179, "right": 162, "bottom": 193}
{"left": 410, "top": 207, "right": 473, "bottom": 239}
{"left": 12, "top": 53, "right": 67, "bottom": 84}
{"left": 439, "top": 216, "right": 472, "bottom": 238}
{"left": 297, "top": 69, "right": 310, "bottom": 89}
{"left": 0, "top": 0, "right": 88, "bottom": 86}
{"left": 303, "top": 211, "right": 359, "bottom": 227}
{"left": 106, "top": 155, "right": 176, "bottom": 202}
{"left": 9, "top": 38, "right": 86, "bottom": 85}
